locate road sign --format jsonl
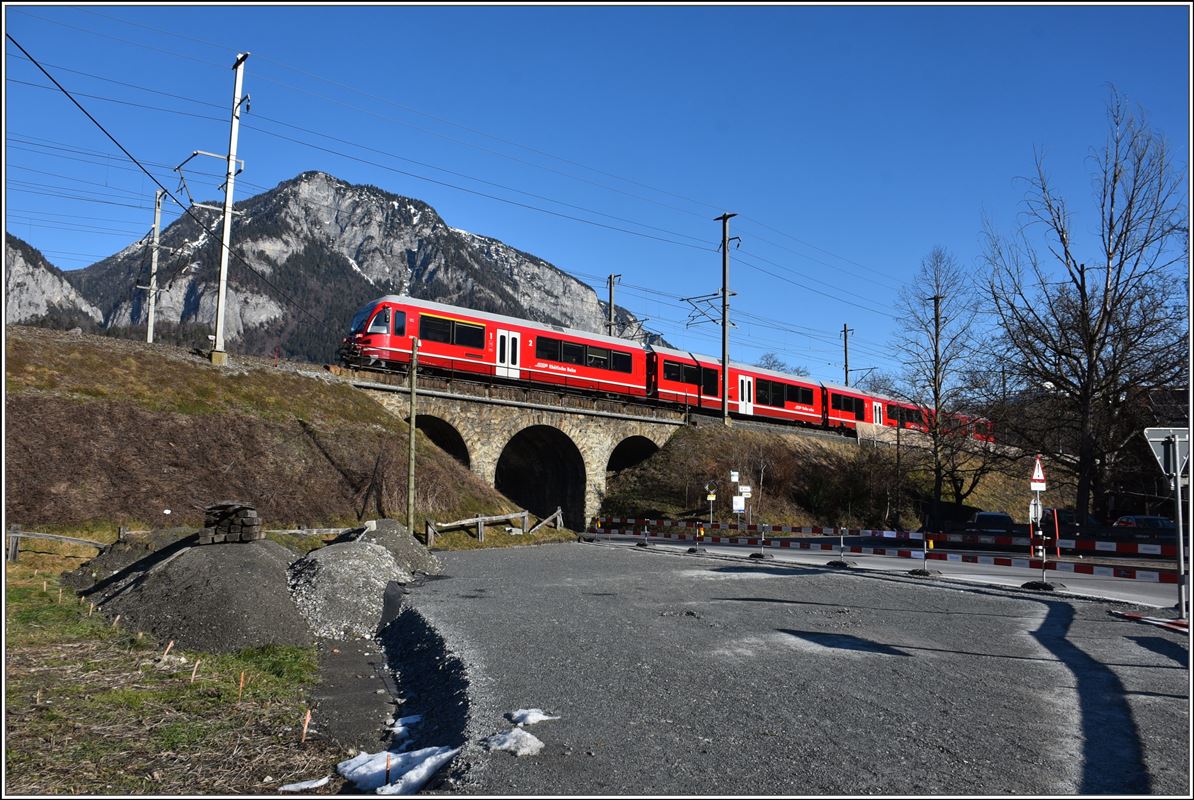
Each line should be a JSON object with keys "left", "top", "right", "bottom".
{"left": 732, "top": 496, "right": 745, "bottom": 513}
{"left": 1029, "top": 497, "right": 1042, "bottom": 524}
{"left": 739, "top": 486, "right": 752, "bottom": 498}
{"left": 730, "top": 471, "right": 740, "bottom": 483}
{"left": 1030, "top": 455, "right": 1047, "bottom": 492}
{"left": 706, "top": 493, "right": 716, "bottom": 502}
{"left": 1143, "top": 428, "right": 1190, "bottom": 478}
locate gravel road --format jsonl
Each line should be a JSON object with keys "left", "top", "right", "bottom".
{"left": 401, "top": 542, "right": 1189, "bottom": 795}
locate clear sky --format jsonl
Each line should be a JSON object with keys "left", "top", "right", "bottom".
{"left": 3, "top": 3, "right": 1189, "bottom": 384}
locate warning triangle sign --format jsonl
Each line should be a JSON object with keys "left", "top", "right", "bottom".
{"left": 1031, "top": 456, "right": 1047, "bottom": 490}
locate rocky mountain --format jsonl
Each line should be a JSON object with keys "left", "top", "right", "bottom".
{"left": 11, "top": 171, "right": 659, "bottom": 362}
{"left": 4, "top": 234, "right": 103, "bottom": 327}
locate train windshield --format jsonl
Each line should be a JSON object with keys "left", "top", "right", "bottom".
{"left": 349, "top": 302, "right": 379, "bottom": 334}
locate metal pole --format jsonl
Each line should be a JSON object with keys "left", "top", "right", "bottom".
{"left": 407, "top": 338, "right": 419, "bottom": 538}
{"left": 716, "top": 213, "right": 736, "bottom": 426}
{"left": 842, "top": 324, "right": 851, "bottom": 386}
{"left": 607, "top": 273, "right": 621, "bottom": 336}
{"left": 211, "top": 52, "right": 249, "bottom": 366}
{"left": 1170, "top": 435, "right": 1187, "bottom": 621}
{"left": 147, "top": 188, "right": 163, "bottom": 343}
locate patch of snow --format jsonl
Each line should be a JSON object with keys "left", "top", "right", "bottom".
{"left": 346, "top": 255, "right": 377, "bottom": 286}
{"left": 482, "top": 728, "right": 544, "bottom": 756}
{"left": 279, "top": 775, "right": 330, "bottom": 792}
{"left": 508, "top": 708, "right": 560, "bottom": 726}
{"left": 338, "top": 746, "right": 460, "bottom": 795}
{"left": 388, "top": 714, "right": 423, "bottom": 742}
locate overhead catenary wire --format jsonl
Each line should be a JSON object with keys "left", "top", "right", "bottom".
{"left": 5, "top": 33, "right": 335, "bottom": 340}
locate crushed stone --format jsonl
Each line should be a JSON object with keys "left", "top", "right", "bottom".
{"left": 289, "top": 542, "right": 412, "bottom": 639}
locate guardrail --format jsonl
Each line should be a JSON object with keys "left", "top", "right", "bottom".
{"left": 6, "top": 526, "right": 105, "bottom": 562}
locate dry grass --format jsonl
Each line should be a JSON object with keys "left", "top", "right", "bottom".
{"left": 4, "top": 550, "right": 349, "bottom": 795}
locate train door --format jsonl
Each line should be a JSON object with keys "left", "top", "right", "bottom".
{"left": 496, "top": 329, "right": 520, "bottom": 378}
{"left": 872, "top": 400, "right": 883, "bottom": 426}
{"left": 738, "top": 375, "right": 754, "bottom": 414}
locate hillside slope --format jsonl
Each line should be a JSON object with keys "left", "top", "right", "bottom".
{"left": 4, "top": 325, "right": 516, "bottom": 530}
{"left": 602, "top": 424, "right": 1070, "bottom": 530}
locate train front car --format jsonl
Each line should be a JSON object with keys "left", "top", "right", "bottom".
{"left": 340, "top": 296, "right": 411, "bottom": 369}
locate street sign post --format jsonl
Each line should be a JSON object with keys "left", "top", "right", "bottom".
{"left": 1143, "top": 428, "right": 1189, "bottom": 621}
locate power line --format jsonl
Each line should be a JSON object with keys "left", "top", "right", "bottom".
{"left": 6, "top": 33, "right": 334, "bottom": 339}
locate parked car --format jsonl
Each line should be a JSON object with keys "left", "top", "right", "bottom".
{"left": 965, "top": 512, "right": 1015, "bottom": 535}
{"left": 1112, "top": 515, "right": 1175, "bottom": 530}
{"left": 1039, "top": 508, "right": 1101, "bottom": 529}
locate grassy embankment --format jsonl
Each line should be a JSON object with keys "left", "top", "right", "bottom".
{"left": 3, "top": 539, "right": 347, "bottom": 795}
{"left": 602, "top": 424, "right": 1073, "bottom": 529}
{"left": 3, "top": 326, "right": 570, "bottom": 793}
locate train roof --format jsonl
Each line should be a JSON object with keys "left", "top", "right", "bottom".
{"left": 365, "top": 295, "right": 647, "bottom": 350}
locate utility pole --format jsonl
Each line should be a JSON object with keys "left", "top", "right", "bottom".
{"left": 929, "top": 293, "right": 944, "bottom": 536}
{"left": 135, "top": 188, "right": 167, "bottom": 344}
{"left": 716, "top": 213, "right": 737, "bottom": 426}
{"left": 210, "top": 52, "right": 249, "bottom": 367}
{"left": 407, "top": 338, "right": 420, "bottom": 539}
{"left": 606, "top": 273, "right": 621, "bottom": 336}
{"left": 841, "top": 324, "right": 853, "bottom": 386}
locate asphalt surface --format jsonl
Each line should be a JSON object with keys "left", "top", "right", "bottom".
{"left": 400, "top": 542, "right": 1189, "bottom": 796}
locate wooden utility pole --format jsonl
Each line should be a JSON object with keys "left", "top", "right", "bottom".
{"left": 407, "top": 338, "right": 419, "bottom": 538}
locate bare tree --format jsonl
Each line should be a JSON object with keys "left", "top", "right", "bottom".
{"left": 755, "top": 352, "right": 809, "bottom": 376}
{"left": 895, "top": 246, "right": 993, "bottom": 531}
{"left": 984, "top": 87, "right": 1188, "bottom": 521}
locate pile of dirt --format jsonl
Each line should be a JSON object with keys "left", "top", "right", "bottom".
{"left": 93, "top": 539, "right": 314, "bottom": 653}
{"left": 288, "top": 542, "right": 412, "bottom": 640}
{"left": 357, "top": 519, "right": 443, "bottom": 576}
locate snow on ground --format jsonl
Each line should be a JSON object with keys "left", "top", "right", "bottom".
{"left": 279, "top": 775, "right": 330, "bottom": 792}
{"left": 338, "top": 746, "right": 461, "bottom": 794}
{"left": 508, "top": 708, "right": 560, "bottom": 726}
{"left": 482, "top": 727, "right": 545, "bottom": 757}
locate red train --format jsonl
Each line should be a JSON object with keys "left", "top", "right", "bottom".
{"left": 339, "top": 295, "right": 995, "bottom": 442}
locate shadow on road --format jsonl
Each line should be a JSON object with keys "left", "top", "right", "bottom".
{"left": 777, "top": 628, "right": 910, "bottom": 657}
{"left": 1032, "top": 601, "right": 1151, "bottom": 794}
{"left": 1126, "top": 635, "right": 1188, "bottom": 667}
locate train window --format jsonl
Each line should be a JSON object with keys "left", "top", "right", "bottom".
{"left": 350, "top": 303, "right": 376, "bottom": 334}
{"left": 756, "top": 379, "right": 776, "bottom": 407}
{"left": 611, "top": 351, "right": 632, "bottom": 373}
{"left": 367, "top": 308, "right": 390, "bottom": 334}
{"left": 453, "top": 321, "right": 484, "bottom": 349}
{"left": 831, "top": 394, "right": 865, "bottom": 419}
{"left": 420, "top": 315, "right": 453, "bottom": 344}
{"left": 536, "top": 336, "right": 561, "bottom": 361}
{"left": 664, "top": 361, "right": 686, "bottom": 383}
{"left": 786, "top": 385, "right": 813, "bottom": 405}
{"left": 561, "top": 342, "right": 586, "bottom": 365}
{"left": 701, "top": 368, "right": 719, "bottom": 397}
{"left": 886, "top": 405, "right": 899, "bottom": 422}
{"left": 393, "top": 311, "right": 406, "bottom": 337}
{"left": 586, "top": 347, "right": 610, "bottom": 370}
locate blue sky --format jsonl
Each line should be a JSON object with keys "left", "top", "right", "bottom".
{"left": 4, "top": 3, "right": 1189, "bottom": 384}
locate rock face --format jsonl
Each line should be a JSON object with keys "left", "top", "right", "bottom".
{"left": 16, "top": 170, "right": 661, "bottom": 362}
{"left": 4, "top": 234, "right": 103, "bottom": 326}
{"left": 288, "top": 541, "right": 412, "bottom": 640}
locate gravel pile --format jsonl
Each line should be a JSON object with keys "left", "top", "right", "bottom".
{"left": 357, "top": 519, "right": 442, "bottom": 576}
{"left": 99, "top": 539, "right": 313, "bottom": 653}
{"left": 288, "top": 542, "right": 412, "bottom": 640}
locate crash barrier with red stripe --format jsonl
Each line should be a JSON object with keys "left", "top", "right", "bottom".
{"left": 590, "top": 518, "right": 1179, "bottom": 557}
{"left": 1109, "top": 611, "right": 1188, "bottom": 633}
{"left": 589, "top": 518, "right": 1180, "bottom": 583}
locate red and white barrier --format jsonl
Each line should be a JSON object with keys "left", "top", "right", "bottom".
{"left": 589, "top": 519, "right": 1180, "bottom": 584}
{"left": 592, "top": 518, "right": 1178, "bottom": 557}
{"left": 1109, "top": 611, "right": 1188, "bottom": 633}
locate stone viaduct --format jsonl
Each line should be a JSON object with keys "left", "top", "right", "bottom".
{"left": 333, "top": 367, "right": 688, "bottom": 530}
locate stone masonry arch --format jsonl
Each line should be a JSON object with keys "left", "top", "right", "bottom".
{"left": 367, "top": 384, "right": 680, "bottom": 529}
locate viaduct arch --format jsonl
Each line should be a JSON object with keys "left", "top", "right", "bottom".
{"left": 365, "top": 382, "right": 681, "bottom": 531}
